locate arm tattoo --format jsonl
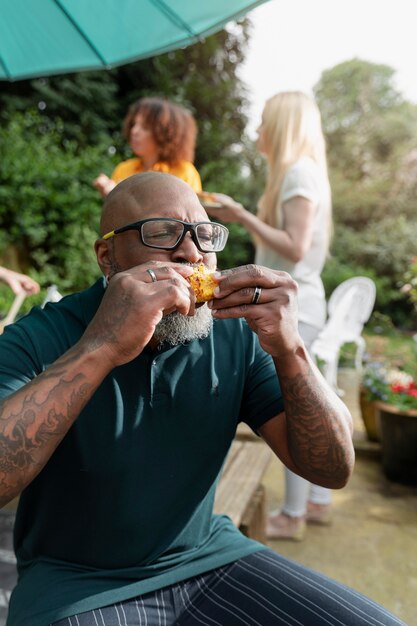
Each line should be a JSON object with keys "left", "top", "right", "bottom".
{"left": 281, "top": 367, "right": 353, "bottom": 481}
{"left": 82, "top": 291, "right": 133, "bottom": 351}
{"left": 0, "top": 349, "right": 95, "bottom": 506}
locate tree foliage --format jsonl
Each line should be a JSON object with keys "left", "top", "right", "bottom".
{"left": 315, "top": 59, "right": 417, "bottom": 327}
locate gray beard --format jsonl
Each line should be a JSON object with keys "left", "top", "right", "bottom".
{"left": 153, "top": 305, "right": 213, "bottom": 346}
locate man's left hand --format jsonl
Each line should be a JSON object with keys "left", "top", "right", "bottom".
{"left": 209, "top": 264, "right": 302, "bottom": 358}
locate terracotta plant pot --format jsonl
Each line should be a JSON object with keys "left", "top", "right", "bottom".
{"left": 359, "top": 387, "right": 380, "bottom": 442}
{"left": 376, "top": 401, "right": 417, "bottom": 485}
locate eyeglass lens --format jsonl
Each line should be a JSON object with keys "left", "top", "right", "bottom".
{"left": 141, "top": 220, "right": 226, "bottom": 251}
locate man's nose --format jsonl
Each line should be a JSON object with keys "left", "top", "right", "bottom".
{"left": 172, "top": 232, "right": 203, "bottom": 264}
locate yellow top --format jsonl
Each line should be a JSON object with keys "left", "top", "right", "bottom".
{"left": 111, "top": 158, "right": 202, "bottom": 193}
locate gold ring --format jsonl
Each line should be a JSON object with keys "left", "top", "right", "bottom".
{"left": 147, "top": 268, "right": 157, "bottom": 283}
{"left": 251, "top": 286, "right": 261, "bottom": 305}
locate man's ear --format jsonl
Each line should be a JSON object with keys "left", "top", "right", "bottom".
{"left": 95, "top": 239, "right": 113, "bottom": 276}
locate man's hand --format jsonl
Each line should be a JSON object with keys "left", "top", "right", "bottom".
{"left": 82, "top": 262, "right": 195, "bottom": 368}
{"left": 209, "top": 264, "right": 302, "bottom": 358}
{"left": 210, "top": 263, "right": 355, "bottom": 489}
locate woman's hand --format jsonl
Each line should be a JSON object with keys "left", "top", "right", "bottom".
{"left": 0, "top": 267, "right": 40, "bottom": 295}
{"left": 93, "top": 173, "right": 117, "bottom": 198}
{"left": 204, "top": 193, "right": 248, "bottom": 223}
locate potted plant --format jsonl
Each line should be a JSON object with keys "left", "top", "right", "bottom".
{"left": 361, "top": 361, "right": 417, "bottom": 484}
{"left": 360, "top": 362, "right": 388, "bottom": 442}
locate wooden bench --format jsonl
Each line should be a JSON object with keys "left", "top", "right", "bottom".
{"left": 214, "top": 438, "right": 272, "bottom": 543}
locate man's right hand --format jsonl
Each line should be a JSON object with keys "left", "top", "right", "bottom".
{"left": 81, "top": 262, "right": 195, "bottom": 368}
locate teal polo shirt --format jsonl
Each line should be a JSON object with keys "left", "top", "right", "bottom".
{"left": 0, "top": 278, "right": 284, "bottom": 626}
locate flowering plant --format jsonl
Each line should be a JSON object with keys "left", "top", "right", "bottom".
{"left": 362, "top": 362, "right": 417, "bottom": 411}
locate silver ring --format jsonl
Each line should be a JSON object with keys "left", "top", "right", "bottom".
{"left": 146, "top": 268, "right": 157, "bottom": 283}
{"left": 251, "top": 286, "right": 262, "bottom": 305}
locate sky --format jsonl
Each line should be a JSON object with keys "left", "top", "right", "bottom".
{"left": 239, "top": 0, "right": 417, "bottom": 136}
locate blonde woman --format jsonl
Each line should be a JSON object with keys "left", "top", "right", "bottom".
{"left": 206, "top": 91, "right": 333, "bottom": 541}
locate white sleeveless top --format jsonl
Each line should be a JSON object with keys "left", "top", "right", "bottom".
{"left": 255, "top": 157, "right": 330, "bottom": 329}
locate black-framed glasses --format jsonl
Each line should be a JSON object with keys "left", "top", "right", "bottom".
{"left": 102, "top": 218, "right": 229, "bottom": 253}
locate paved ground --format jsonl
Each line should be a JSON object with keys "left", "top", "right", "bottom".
{"left": 263, "top": 368, "right": 417, "bottom": 626}
{"left": 1, "top": 369, "right": 416, "bottom": 625}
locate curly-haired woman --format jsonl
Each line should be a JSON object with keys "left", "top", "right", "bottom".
{"left": 93, "top": 97, "right": 202, "bottom": 197}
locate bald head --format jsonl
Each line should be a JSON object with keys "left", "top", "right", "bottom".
{"left": 100, "top": 172, "right": 202, "bottom": 236}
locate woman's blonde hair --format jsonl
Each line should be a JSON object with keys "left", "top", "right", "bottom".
{"left": 257, "top": 91, "right": 332, "bottom": 248}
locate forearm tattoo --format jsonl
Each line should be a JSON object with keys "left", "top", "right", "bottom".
{"left": 0, "top": 350, "right": 95, "bottom": 506}
{"left": 281, "top": 368, "right": 353, "bottom": 481}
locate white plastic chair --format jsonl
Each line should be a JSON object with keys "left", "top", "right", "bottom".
{"left": 41, "top": 285, "right": 63, "bottom": 307}
{"left": 0, "top": 291, "right": 27, "bottom": 334}
{"left": 0, "top": 284, "right": 63, "bottom": 334}
{"left": 310, "top": 277, "right": 376, "bottom": 394}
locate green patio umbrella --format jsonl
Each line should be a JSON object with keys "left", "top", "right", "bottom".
{"left": 0, "top": 0, "right": 269, "bottom": 81}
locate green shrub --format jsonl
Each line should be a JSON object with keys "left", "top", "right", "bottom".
{"left": 325, "top": 217, "right": 417, "bottom": 328}
{"left": 0, "top": 110, "right": 117, "bottom": 312}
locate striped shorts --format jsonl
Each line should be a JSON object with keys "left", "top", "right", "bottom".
{"left": 51, "top": 548, "right": 406, "bottom": 626}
